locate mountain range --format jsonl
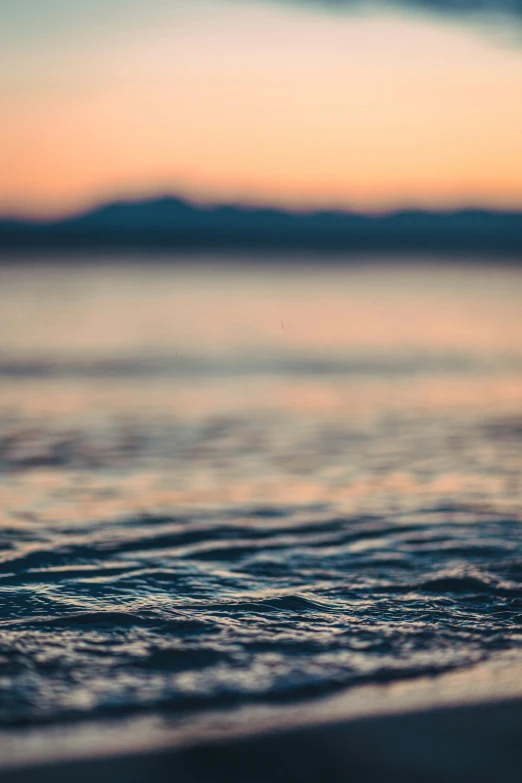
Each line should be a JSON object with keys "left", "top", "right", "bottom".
{"left": 2, "top": 196, "right": 522, "bottom": 258}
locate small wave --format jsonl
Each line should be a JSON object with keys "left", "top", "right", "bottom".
{"left": 2, "top": 502, "right": 522, "bottom": 726}
{"left": 0, "top": 351, "right": 510, "bottom": 381}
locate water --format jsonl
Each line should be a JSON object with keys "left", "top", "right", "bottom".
{"left": 1, "top": 258, "right": 522, "bottom": 730}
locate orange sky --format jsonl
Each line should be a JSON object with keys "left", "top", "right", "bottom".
{"left": 2, "top": 1, "right": 522, "bottom": 216}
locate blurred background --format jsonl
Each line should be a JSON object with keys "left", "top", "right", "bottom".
{"left": 2, "top": 0, "right": 522, "bottom": 217}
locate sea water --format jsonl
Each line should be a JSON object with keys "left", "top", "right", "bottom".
{"left": 1, "top": 258, "right": 522, "bottom": 729}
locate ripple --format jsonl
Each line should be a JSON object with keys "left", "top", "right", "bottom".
{"left": 1, "top": 500, "right": 522, "bottom": 727}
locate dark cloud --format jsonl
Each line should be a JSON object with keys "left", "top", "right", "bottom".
{"left": 272, "top": 0, "right": 522, "bottom": 22}
{"left": 396, "top": 0, "right": 522, "bottom": 14}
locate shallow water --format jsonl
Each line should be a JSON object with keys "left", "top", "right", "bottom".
{"left": 1, "top": 258, "right": 522, "bottom": 728}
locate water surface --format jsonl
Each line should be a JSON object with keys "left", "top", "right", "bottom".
{"left": 1, "top": 258, "right": 522, "bottom": 728}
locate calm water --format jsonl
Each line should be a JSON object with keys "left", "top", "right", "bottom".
{"left": 1, "top": 258, "right": 522, "bottom": 728}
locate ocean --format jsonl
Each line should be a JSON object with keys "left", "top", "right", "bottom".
{"left": 1, "top": 258, "right": 522, "bottom": 755}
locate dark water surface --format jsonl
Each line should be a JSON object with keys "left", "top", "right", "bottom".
{"left": 1, "top": 259, "right": 522, "bottom": 729}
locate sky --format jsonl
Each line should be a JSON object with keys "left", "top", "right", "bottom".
{"left": 2, "top": 0, "right": 522, "bottom": 216}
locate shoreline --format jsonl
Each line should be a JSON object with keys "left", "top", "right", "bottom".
{"left": 3, "top": 651, "right": 522, "bottom": 782}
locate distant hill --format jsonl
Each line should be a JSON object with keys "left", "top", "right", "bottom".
{"left": 1, "top": 196, "right": 522, "bottom": 258}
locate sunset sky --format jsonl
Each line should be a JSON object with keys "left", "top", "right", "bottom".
{"left": 2, "top": 0, "right": 522, "bottom": 217}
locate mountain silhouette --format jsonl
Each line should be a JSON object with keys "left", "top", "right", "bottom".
{"left": 2, "top": 196, "right": 522, "bottom": 258}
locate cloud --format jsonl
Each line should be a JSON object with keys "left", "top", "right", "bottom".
{"left": 267, "top": 0, "right": 522, "bottom": 22}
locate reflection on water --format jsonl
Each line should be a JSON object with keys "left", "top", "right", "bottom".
{"left": 1, "top": 258, "right": 522, "bottom": 727}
